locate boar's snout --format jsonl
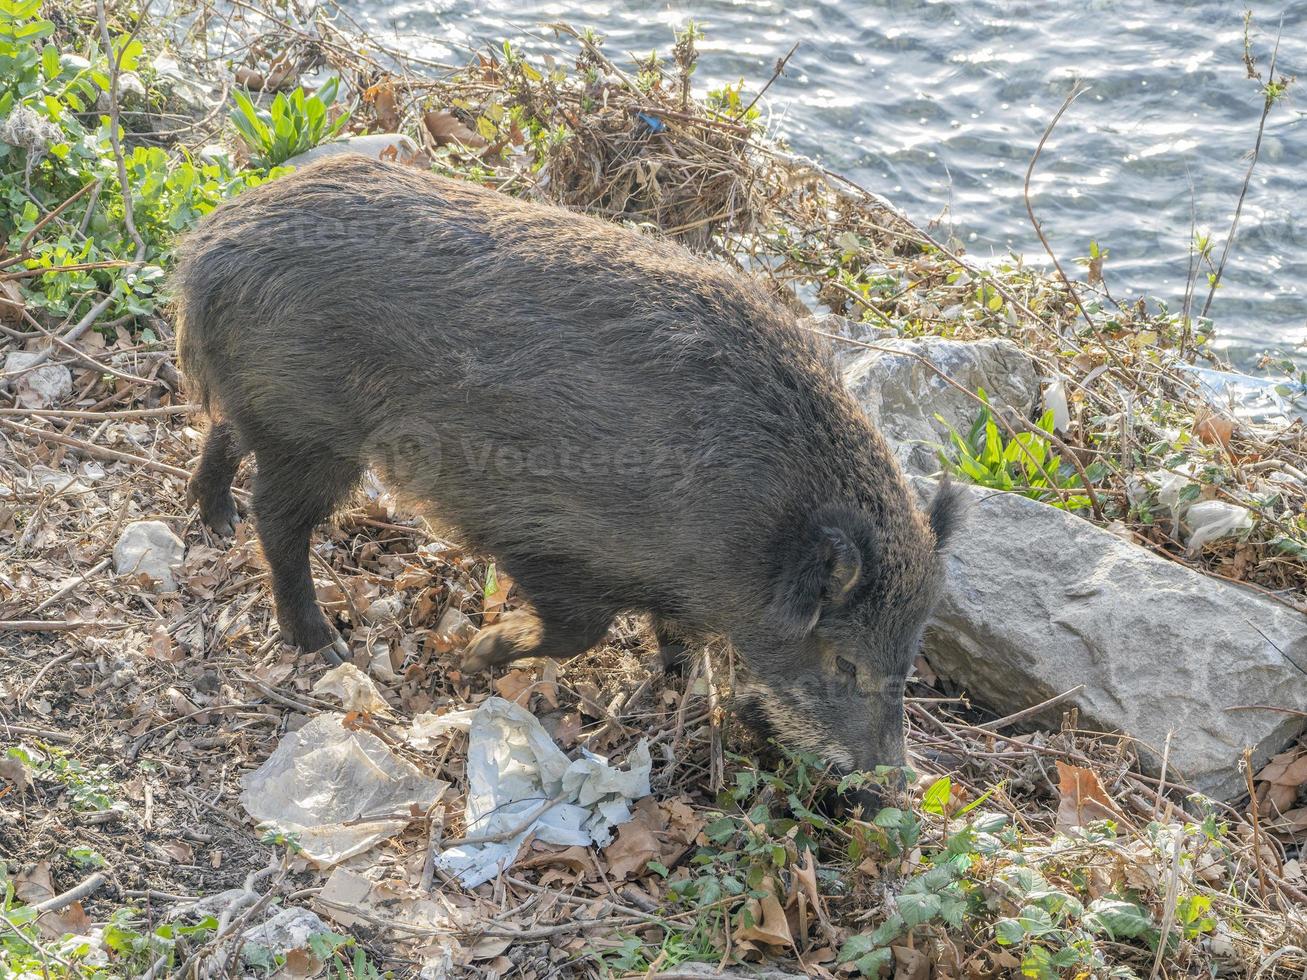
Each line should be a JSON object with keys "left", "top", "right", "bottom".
{"left": 732, "top": 670, "right": 908, "bottom": 783}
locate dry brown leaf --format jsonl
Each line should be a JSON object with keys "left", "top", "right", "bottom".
{"left": 493, "top": 668, "right": 536, "bottom": 706}
{"left": 602, "top": 800, "right": 662, "bottom": 881}
{"left": 517, "top": 844, "right": 589, "bottom": 873}
{"left": 1055, "top": 761, "right": 1124, "bottom": 831}
{"left": 0, "top": 280, "right": 24, "bottom": 323}
{"left": 15, "top": 862, "right": 90, "bottom": 938}
{"left": 734, "top": 888, "right": 794, "bottom": 949}
{"left": 366, "top": 80, "right": 400, "bottom": 132}
{"left": 1256, "top": 748, "right": 1307, "bottom": 786}
{"left": 424, "top": 110, "right": 487, "bottom": 148}
{"left": 1255, "top": 749, "right": 1307, "bottom": 817}
{"left": 233, "top": 66, "right": 265, "bottom": 90}
{"left": 14, "top": 861, "right": 55, "bottom": 905}
{"left": 481, "top": 569, "right": 514, "bottom": 625}
{"left": 787, "top": 848, "right": 835, "bottom": 944}
{"left": 892, "top": 944, "right": 930, "bottom": 980}
{"left": 468, "top": 936, "right": 512, "bottom": 961}
{"left": 661, "top": 796, "right": 704, "bottom": 862}
{"left": 1258, "top": 780, "right": 1299, "bottom": 818}
{"left": 1117, "top": 839, "right": 1164, "bottom": 892}
{"left": 1195, "top": 411, "right": 1235, "bottom": 451}
{"left": 166, "top": 687, "right": 201, "bottom": 720}
{"left": 0, "top": 754, "right": 30, "bottom": 792}
{"left": 283, "top": 947, "right": 323, "bottom": 979}
{"left": 1267, "top": 806, "right": 1307, "bottom": 835}
{"left": 538, "top": 660, "right": 560, "bottom": 708}
{"left": 158, "top": 840, "right": 195, "bottom": 864}
{"left": 552, "top": 711, "right": 582, "bottom": 748}
{"left": 264, "top": 54, "right": 297, "bottom": 91}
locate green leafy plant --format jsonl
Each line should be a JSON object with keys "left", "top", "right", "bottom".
{"left": 1, "top": 3, "right": 272, "bottom": 327}
{"left": 936, "top": 389, "right": 1103, "bottom": 510}
{"left": 8, "top": 744, "right": 118, "bottom": 811}
{"left": 1, "top": 866, "right": 219, "bottom": 978}
{"left": 229, "top": 78, "right": 350, "bottom": 169}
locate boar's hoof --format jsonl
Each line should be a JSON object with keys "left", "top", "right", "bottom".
{"left": 280, "top": 621, "right": 348, "bottom": 665}
{"left": 461, "top": 612, "right": 541, "bottom": 673}
{"left": 189, "top": 484, "right": 240, "bottom": 538}
{"left": 316, "top": 635, "right": 349, "bottom": 666}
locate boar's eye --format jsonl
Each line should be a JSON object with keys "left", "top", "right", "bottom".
{"left": 835, "top": 656, "right": 857, "bottom": 677}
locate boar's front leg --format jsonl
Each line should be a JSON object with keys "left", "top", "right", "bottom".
{"left": 252, "top": 448, "right": 360, "bottom": 665}
{"left": 462, "top": 608, "right": 613, "bottom": 672}
{"left": 188, "top": 420, "right": 246, "bottom": 536}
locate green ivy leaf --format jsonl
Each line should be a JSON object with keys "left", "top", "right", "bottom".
{"left": 897, "top": 890, "right": 941, "bottom": 928}
{"left": 853, "top": 949, "right": 892, "bottom": 976}
{"left": 994, "top": 917, "right": 1026, "bottom": 946}
{"left": 41, "top": 41, "right": 59, "bottom": 79}
{"left": 1085, "top": 896, "right": 1155, "bottom": 939}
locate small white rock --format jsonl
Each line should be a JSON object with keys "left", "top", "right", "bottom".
{"left": 113, "top": 521, "right": 186, "bottom": 592}
{"left": 363, "top": 593, "right": 406, "bottom": 626}
{"left": 283, "top": 133, "right": 420, "bottom": 169}
{"left": 3, "top": 351, "right": 71, "bottom": 408}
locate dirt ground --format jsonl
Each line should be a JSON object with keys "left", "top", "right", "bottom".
{"left": 0, "top": 384, "right": 744, "bottom": 973}
{"left": 1, "top": 257, "right": 1305, "bottom": 979}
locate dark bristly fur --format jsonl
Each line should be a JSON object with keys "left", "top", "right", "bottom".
{"left": 173, "top": 155, "right": 959, "bottom": 772}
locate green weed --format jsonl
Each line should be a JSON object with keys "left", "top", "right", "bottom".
{"left": 229, "top": 78, "right": 350, "bottom": 169}
{"left": 935, "top": 389, "right": 1104, "bottom": 510}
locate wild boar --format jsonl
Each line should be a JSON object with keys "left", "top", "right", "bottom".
{"left": 173, "top": 155, "right": 959, "bottom": 775}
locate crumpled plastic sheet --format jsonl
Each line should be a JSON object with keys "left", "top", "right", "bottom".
{"left": 1183, "top": 499, "right": 1254, "bottom": 554}
{"left": 239, "top": 713, "right": 447, "bottom": 866}
{"left": 1149, "top": 468, "right": 1254, "bottom": 554}
{"left": 409, "top": 697, "right": 651, "bottom": 888}
{"left": 1182, "top": 364, "right": 1307, "bottom": 426}
{"left": 312, "top": 662, "right": 391, "bottom": 715}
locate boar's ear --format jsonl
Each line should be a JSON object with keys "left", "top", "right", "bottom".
{"left": 770, "top": 519, "right": 864, "bottom": 638}
{"left": 929, "top": 476, "right": 965, "bottom": 552}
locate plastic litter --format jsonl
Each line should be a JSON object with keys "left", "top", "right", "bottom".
{"left": 1043, "top": 375, "right": 1071, "bottom": 431}
{"left": 1183, "top": 499, "right": 1254, "bottom": 554}
{"left": 1148, "top": 468, "right": 1254, "bottom": 554}
{"left": 409, "top": 697, "right": 651, "bottom": 887}
{"left": 1181, "top": 365, "right": 1307, "bottom": 426}
{"left": 239, "top": 713, "right": 447, "bottom": 865}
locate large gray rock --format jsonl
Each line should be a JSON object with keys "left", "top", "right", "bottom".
{"left": 843, "top": 336, "right": 1041, "bottom": 474}
{"left": 801, "top": 312, "right": 898, "bottom": 372}
{"left": 113, "top": 521, "right": 186, "bottom": 592}
{"left": 918, "top": 479, "right": 1307, "bottom": 801}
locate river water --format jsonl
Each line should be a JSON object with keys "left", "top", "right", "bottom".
{"left": 348, "top": 0, "right": 1306, "bottom": 366}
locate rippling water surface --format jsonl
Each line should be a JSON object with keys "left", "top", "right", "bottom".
{"left": 347, "top": 0, "right": 1305, "bottom": 364}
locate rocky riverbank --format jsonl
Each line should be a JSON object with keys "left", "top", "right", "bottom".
{"left": 2, "top": 1, "right": 1305, "bottom": 976}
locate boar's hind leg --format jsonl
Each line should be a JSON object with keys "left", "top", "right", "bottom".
{"left": 252, "top": 449, "right": 360, "bottom": 664}
{"left": 653, "top": 617, "right": 693, "bottom": 675}
{"left": 462, "top": 608, "right": 612, "bottom": 673}
{"left": 189, "top": 420, "right": 246, "bottom": 536}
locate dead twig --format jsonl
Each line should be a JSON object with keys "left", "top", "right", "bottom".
{"left": 30, "top": 873, "right": 106, "bottom": 914}
{"left": 977, "top": 685, "right": 1085, "bottom": 732}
